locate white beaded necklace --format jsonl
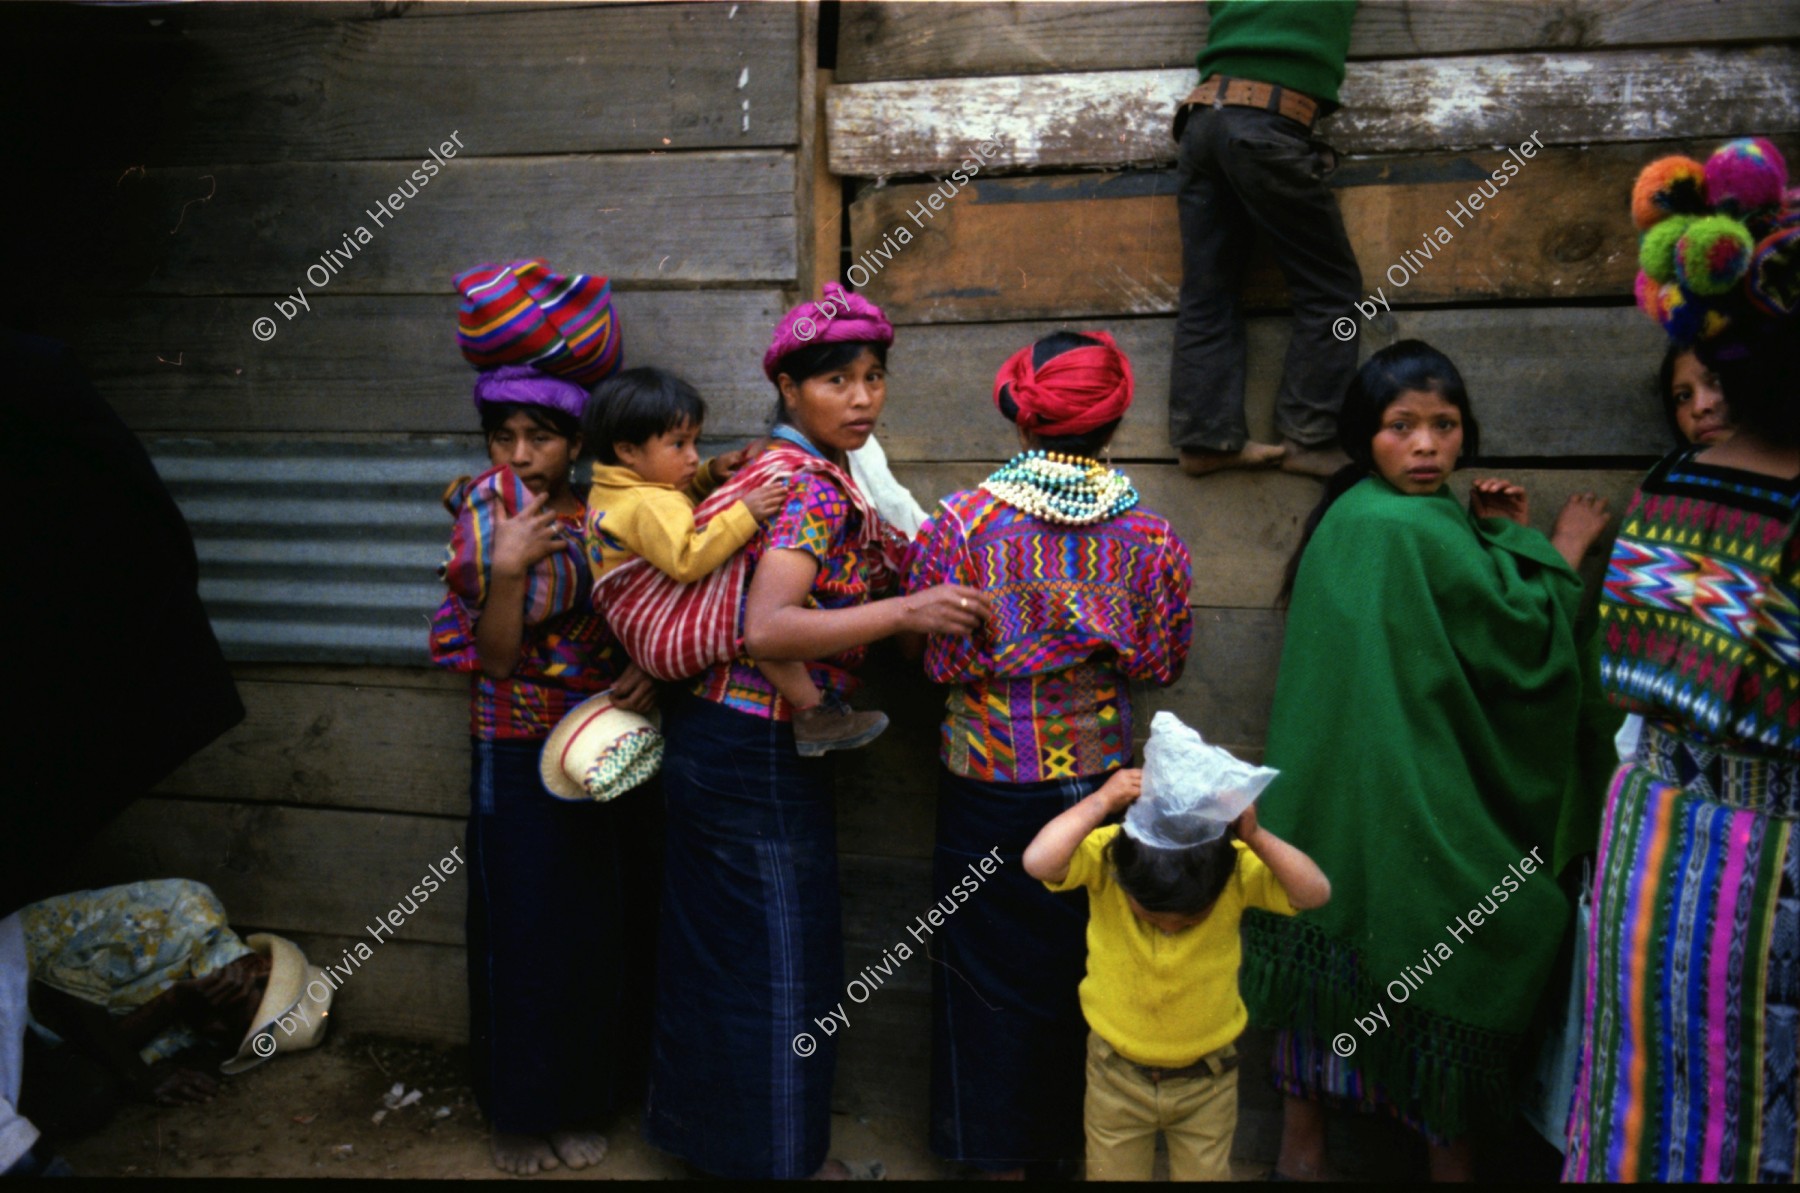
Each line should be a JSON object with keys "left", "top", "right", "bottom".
{"left": 981, "top": 450, "right": 1139, "bottom": 526}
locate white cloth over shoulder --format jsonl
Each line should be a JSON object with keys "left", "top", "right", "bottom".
{"left": 0, "top": 913, "right": 40, "bottom": 1171}
{"left": 1125, "top": 711, "right": 1279, "bottom": 850}
{"left": 848, "top": 434, "right": 929, "bottom": 539}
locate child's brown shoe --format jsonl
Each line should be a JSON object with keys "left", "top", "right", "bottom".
{"left": 793, "top": 696, "right": 889, "bottom": 757}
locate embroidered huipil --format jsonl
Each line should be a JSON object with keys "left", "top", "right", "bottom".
{"left": 907, "top": 488, "right": 1193, "bottom": 782}
{"left": 1599, "top": 448, "right": 1800, "bottom": 754}
{"left": 689, "top": 435, "right": 902, "bottom": 720}
{"left": 429, "top": 465, "right": 619, "bottom": 740}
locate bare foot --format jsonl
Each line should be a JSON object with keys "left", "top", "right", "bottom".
{"left": 1279, "top": 438, "right": 1352, "bottom": 478}
{"left": 1179, "top": 442, "right": 1286, "bottom": 476}
{"left": 491, "top": 1131, "right": 560, "bottom": 1176}
{"left": 549, "top": 1128, "right": 608, "bottom": 1170}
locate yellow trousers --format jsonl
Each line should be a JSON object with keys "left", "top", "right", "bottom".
{"left": 1083, "top": 1030, "right": 1238, "bottom": 1181}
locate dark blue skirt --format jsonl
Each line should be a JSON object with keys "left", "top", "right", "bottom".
{"left": 464, "top": 737, "right": 663, "bottom": 1135}
{"left": 642, "top": 691, "right": 842, "bottom": 1179}
{"left": 929, "top": 765, "right": 1105, "bottom": 1168}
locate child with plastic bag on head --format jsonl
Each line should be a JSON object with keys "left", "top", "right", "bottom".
{"left": 1024, "top": 712, "right": 1330, "bottom": 1181}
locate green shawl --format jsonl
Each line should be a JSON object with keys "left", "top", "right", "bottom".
{"left": 1242, "top": 477, "right": 1601, "bottom": 1140}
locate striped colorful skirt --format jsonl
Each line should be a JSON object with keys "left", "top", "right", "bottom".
{"left": 1564, "top": 721, "right": 1800, "bottom": 1182}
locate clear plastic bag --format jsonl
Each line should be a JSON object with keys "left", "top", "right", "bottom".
{"left": 1123, "top": 711, "right": 1279, "bottom": 849}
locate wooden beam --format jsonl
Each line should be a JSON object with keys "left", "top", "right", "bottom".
{"left": 850, "top": 139, "right": 1779, "bottom": 321}
{"left": 836, "top": 0, "right": 1800, "bottom": 83}
{"left": 52, "top": 290, "right": 790, "bottom": 435}
{"left": 826, "top": 46, "right": 1800, "bottom": 175}
{"left": 86, "top": 153, "right": 796, "bottom": 295}
{"left": 9, "top": 1, "right": 798, "bottom": 166}
{"left": 871, "top": 308, "right": 1670, "bottom": 463}
{"left": 72, "top": 798, "right": 469, "bottom": 946}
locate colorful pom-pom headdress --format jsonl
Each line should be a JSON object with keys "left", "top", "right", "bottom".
{"left": 1632, "top": 139, "right": 1798, "bottom": 344}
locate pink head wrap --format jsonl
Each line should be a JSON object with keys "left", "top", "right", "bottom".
{"left": 762, "top": 283, "right": 895, "bottom": 381}
{"left": 992, "top": 331, "right": 1135, "bottom": 437}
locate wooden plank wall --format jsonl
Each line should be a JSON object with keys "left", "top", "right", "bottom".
{"left": 18, "top": 0, "right": 1800, "bottom": 1154}
{"left": 822, "top": 0, "right": 1800, "bottom": 1140}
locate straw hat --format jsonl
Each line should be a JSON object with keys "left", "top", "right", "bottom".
{"left": 220, "top": 933, "right": 332, "bottom": 1075}
{"left": 540, "top": 691, "right": 663, "bottom": 802}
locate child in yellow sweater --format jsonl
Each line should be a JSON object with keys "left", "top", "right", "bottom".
{"left": 1023, "top": 723, "right": 1329, "bottom": 1181}
{"left": 582, "top": 367, "right": 888, "bottom": 754}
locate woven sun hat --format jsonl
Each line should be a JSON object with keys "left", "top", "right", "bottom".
{"left": 540, "top": 690, "right": 663, "bottom": 802}
{"left": 219, "top": 933, "right": 332, "bottom": 1075}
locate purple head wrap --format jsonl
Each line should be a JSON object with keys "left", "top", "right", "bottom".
{"left": 471, "top": 364, "right": 589, "bottom": 421}
{"left": 762, "top": 282, "right": 895, "bottom": 381}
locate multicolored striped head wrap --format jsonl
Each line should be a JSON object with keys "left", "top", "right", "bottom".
{"left": 993, "top": 330, "right": 1135, "bottom": 437}
{"left": 455, "top": 260, "right": 623, "bottom": 387}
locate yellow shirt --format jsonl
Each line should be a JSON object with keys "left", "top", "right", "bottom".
{"left": 1045, "top": 824, "right": 1297, "bottom": 1067}
{"left": 584, "top": 459, "right": 760, "bottom": 585}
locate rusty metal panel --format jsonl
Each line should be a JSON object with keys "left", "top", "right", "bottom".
{"left": 149, "top": 438, "right": 489, "bottom": 666}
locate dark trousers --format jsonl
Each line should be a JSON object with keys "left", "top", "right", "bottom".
{"left": 929, "top": 766, "right": 1104, "bottom": 1170}
{"left": 464, "top": 737, "right": 663, "bottom": 1135}
{"left": 1169, "top": 104, "right": 1363, "bottom": 453}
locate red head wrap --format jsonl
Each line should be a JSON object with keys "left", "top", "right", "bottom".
{"left": 991, "top": 331, "right": 1134, "bottom": 437}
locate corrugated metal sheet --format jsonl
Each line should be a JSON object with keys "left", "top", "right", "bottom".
{"left": 150, "top": 439, "right": 488, "bottom": 665}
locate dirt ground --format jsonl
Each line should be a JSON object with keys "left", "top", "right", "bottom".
{"left": 52, "top": 1030, "right": 1279, "bottom": 1180}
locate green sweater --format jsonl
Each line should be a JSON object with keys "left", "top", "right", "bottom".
{"left": 1196, "top": 0, "right": 1356, "bottom": 106}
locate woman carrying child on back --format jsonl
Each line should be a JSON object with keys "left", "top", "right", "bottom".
{"left": 582, "top": 366, "right": 887, "bottom": 754}
{"left": 1024, "top": 714, "right": 1330, "bottom": 1181}
{"left": 1243, "top": 339, "right": 1614, "bottom": 1181}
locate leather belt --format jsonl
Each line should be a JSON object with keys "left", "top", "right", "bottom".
{"left": 1132, "top": 1048, "right": 1240, "bottom": 1084}
{"left": 1175, "top": 76, "right": 1321, "bottom": 139}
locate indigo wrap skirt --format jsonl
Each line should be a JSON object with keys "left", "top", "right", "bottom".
{"left": 930, "top": 765, "right": 1106, "bottom": 1168}
{"left": 642, "top": 692, "right": 842, "bottom": 1179}
{"left": 464, "top": 737, "right": 663, "bottom": 1135}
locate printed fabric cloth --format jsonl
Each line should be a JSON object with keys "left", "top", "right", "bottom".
{"left": 688, "top": 437, "right": 905, "bottom": 720}
{"left": 905, "top": 485, "right": 1193, "bottom": 782}
{"left": 429, "top": 464, "right": 618, "bottom": 740}
{"left": 21, "top": 879, "right": 252, "bottom": 1065}
{"left": 1241, "top": 476, "right": 1609, "bottom": 1144}
{"left": 1565, "top": 449, "right": 1800, "bottom": 1182}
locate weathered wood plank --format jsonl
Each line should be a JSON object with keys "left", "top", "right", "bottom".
{"left": 91, "top": 153, "right": 795, "bottom": 295}
{"left": 154, "top": 680, "right": 470, "bottom": 817}
{"left": 893, "top": 463, "right": 1644, "bottom": 609}
{"left": 9, "top": 2, "right": 797, "bottom": 165}
{"left": 279, "top": 932, "right": 468, "bottom": 1045}
{"left": 872, "top": 308, "right": 1670, "bottom": 463}
{"left": 850, "top": 140, "right": 1739, "bottom": 320}
{"left": 54, "top": 290, "right": 790, "bottom": 435}
{"left": 836, "top": 0, "right": 1800, "bottom": 83}
{"left": 71, "top": 798, "right": 469, "bottom": 947}
{"left": 827, "top": 46, "right": 1800, "bottom": 175}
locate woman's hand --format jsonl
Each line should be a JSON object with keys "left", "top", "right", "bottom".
{"left": 1094, "top": 768, "right": 1143, "bottom": 815}
{"left": 1470, "top": 478, "right": 1529, "bottom": 526}
{"left": 1550, "top": 492, "right": 1612, "bottom": 569}
{"left": 897, "top": 584, "right": 991, "bottom": 637}
{"left": 743, "top": 478, "right": 791, "bottom": 524}
{"left": 610, "top": 662, "right": 657, "bottom": 714}
{"left": 491, "top": 492, "right": 564, "bottom": 578}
